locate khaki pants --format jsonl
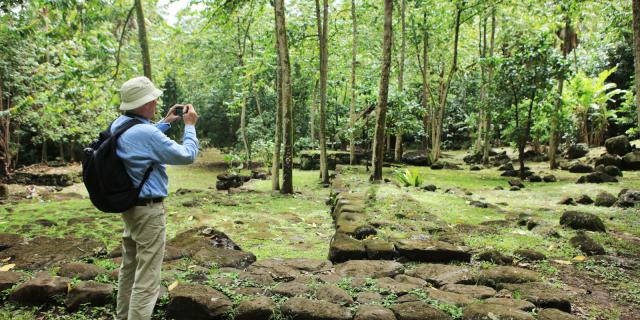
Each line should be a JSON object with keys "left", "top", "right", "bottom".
{"left": 116, "top": 202, "right": 166, "bottom": 320}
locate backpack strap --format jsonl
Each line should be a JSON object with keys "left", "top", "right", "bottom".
{"left": 112, "top": 118, "right": 155, "bottom": 191}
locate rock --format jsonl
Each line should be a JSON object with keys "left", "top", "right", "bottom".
{"left": 568, "top": 163, "right": 593, "bottom": 173}
{"left": 484, "top": 298, "right": 536, "bottom": 311}
{"left": 499, "top": 163, "right": 514, "bottom": 171}
{"left": 405, "top": 264, "right": 473, "bottom": 287}
{"left": 462, "top": 303, "right": 535, "bottom": 320}
{"left": 558, "top": 197, "right": 576, "bottom": 206}
{"left": 570, "top": 232, "right": 605, "bottom": 256}
{"left": 425, "top": 287, "right": 477, "bottom": 307}
{"left": 567, "top": 143, "right": 589, "bottom": 159}
{"left": 0, "top": 271, "right": 26, "bottom": 291}
{"left": 353, "top": 225, "right": 377, "bottom": 240}
{"left": 559, "top": 211, "right": 606, "bottom": 232}
{"left": 316, "top": 284, "right": 353, "bottom": 306}
{"left": 168, "top": 227, "right": 255, "bottom": 268}
{"left": 476, "top": 250, "right": 513, "bottom": 265}
{"left": 575, "top": 195, "right": 594, "bottom": 205}
{"left": 58, "top": 262, "right": 106, "bottom": 280}
{"left": 537, "top": 308, "right": 579, "bottom": 320}
{"left": 65, "top": 281, "right": 115, "bottom": 310}
{"left": 272, "top": 281, "right": 313, "bottom": 297}
{"left": 390, "top": 301, "right": 452, "bottom": 320}
{"left": 402, "top": 151, "right": 432, "bottom": 166}
{"left": 501, "top": 170, "right": 519, "bottom": 177}
{"left": 244, "top": 259, "right": 301, "bottom": 282}
{"left": 470, "top": 165, "right": 482, "bottom": 171}
{"left": 192, "top": 247, "right": 256, "bottom": 269}
{"left": 376, "top": 277, "right": 422, "bottom": 295}
{"left": 364, "top": 239, "right": 397, "bottom": 260}
{"left": 494, "top": 186, "right": 504, "bottom": 190}
{"left": 354, "top": 305, "right": 397, "bottom": 320}
{"left": 514, "top": 249, "right": 546, "bottom": 261}
{"left": 475, "top": 266, "right": 539, "bottom": 287}
{"left": 356, "top": 291, "right": 383, "bottom": 304}
{"left": 594, "top": 192, "right": 616, "bottom": 207}
{"left": 166, "top": 284, "right": 232, "bottom": 320}
{"left": 234, "top": 296, "right": 275, "bottom": 320}
{"left": 329, "top": 233, "right": 366, "bottom": 263}
{"left": 469, "top": 201, "right": 489, "bottom": 208}
{"left": 34, "top": 219, "right": 57, "bottom": 227}
{"left": 604, "top": 135, "right": 632, "bottom": 156}
{"left": 543, "top": 175, "right": 557, "bottom": 183}
{"left": 441, "top": 284, "right": 495, "bottom": 299}
{"left": 281, "top": 297, "right": 352, "bottom": 320}
{"left": 335, "top": 260, "right": 404, "bottom": 279}
{"left": 502, "top": 282, "right": 572, "bottom": 312}
{"left": 394, "top": 239, "right": 471, "bottom": 263}
{"left": 576, "top": 172, "right": 618, "bottom": 184}
{"left": 595, "top": 165, "right": 622, "bottom": 177}
{"left": 215, "top": 173, "right": 244, "bottom": 190}
{"left": 616, "top": 189, "right": 640, "bottom": 207}
{"left": 10, "top": 275, "right": 71, "bottom": 306}
{"left": 423, "top": 184, "right": 437, "bottom": 192}
{"left": 250, "top": 170, "right": 269, "bottom": 180}
{"left": 622, "top": 150, "right": 640, "bottom": 170}
{"left": 527, "top": 175, "right": 542, "bottom": 182}
{"left": 431, "top": 162, "right": 444, "bottom": 170}
{"left": 0, "top": 184, "right": 7, "bottom": 199}
{"left": 0, "top": 233, "right": 23, "bottom": 251}
{"left": 595, "top": 153, "right": 623, "bottom": 168}
{"left": 508, "top": 179, "right": 525, "bottom": 188}
{"left": 0, "top": 236, "right": 102, "bottom": 270}
{"left": 510, "top": 186, "right": 521, "bottom": 191}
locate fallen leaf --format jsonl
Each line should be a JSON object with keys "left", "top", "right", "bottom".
{"left": 0, "top": 263, "right": 15, "bottom": 271}
{"left": 552, "top": 259, "right": 572, "bottom": 265}
{"left": 188, "top": 216, "right": 194, "bottom": 221}
{"left": 168, "top": 281, "right": 179, "bottom": 291}
{"left": 572, "top": 255, "right": 587, "bottom": 262}
{"left": 1, "top": 257, "right": 11, "bottom": 263}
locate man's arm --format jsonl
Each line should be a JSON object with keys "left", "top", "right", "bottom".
{"left": 148, "top": 126, "right": 199, "bottom": 165}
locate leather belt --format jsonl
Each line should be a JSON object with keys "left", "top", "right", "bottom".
{"left": 136, "top": 197, "right": 164, "bottom": 206}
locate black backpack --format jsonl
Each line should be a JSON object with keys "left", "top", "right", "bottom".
{"left": 82, "top": 118, "right": 153, "bottom": 213}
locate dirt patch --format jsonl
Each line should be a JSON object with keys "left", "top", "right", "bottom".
{"left": 0, "top": 236, "right": 103, "bottom": 270}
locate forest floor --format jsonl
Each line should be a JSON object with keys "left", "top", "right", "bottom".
{"left": 0, "top": 148, "right": 638, "bottom": 319}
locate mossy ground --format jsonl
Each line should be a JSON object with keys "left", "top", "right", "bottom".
{"left": 1, "top": 148, "right": 639, "bottom": 319}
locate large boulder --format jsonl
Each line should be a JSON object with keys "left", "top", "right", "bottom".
{"left": 166, "top": 284, "right": 232, "bottom": 320}
{"left": 576, "top": 172, "right": 618, "bottom": 184}
{"left": 300, "top": 153, "right": 321, "bottom": 170}
{"left": 329, "top": 233, "right": 366, "bottom": 263}
{"left": 215, "top": 173, "right": 245, "bottom": 190}
{"left": 567, "top": 143, "right": 589, "bottom": 159}
{"left": 316, "top": 284, "right": 354, "bottom": 306}
{"left": 168, "top": 227, "right": 255, "bottom": 269}
{"left": 559, "top": 211, "right": 606, "bottom": 232}
{"left": 58, "top": 262, "right": 106, "bottom": 280}
{"left": 568, "top": 163, "right": 593, "bottom": 173}
{"left": 0, "top": 233, "right": 24, "bottom": 251}
{"left": 537, "top": 308, "right": 579, "bottom": 320}
{"left": 595, "top": 153, "right": 622, "bottom": 168}
{"left": 622, "top": 150, "right": 640, "bottom": 170}
{"left": 65, "top": 281, "right": 115, "bottom": 310}
{"left": 594, "top": 192, "right": 617, "bottom": 207}
{"left": 405, "top": 264, "right": 473, "bottom": 287}
{"left": 0, "top": 236, "right": 102, "bottom": 270}
{"left": 502, "top": 282, "right": 573, "bottom": 312}
{"left": 475, "top": 266, "right": 539, "bottom": 287}
{"left": 402, "top": 151, "right": 432, "bottom": 166}
{"left": 281, "top": 297, "right": 352, "bottom": 320}
{"left": 616, "top": 189, "right": 640, "bottom": 208}
{"left": 10, "top": 274, "right": 71, "bottom": 306}
{"left": 441, "top": 284, "right": 496, "bottom": 299}
{"left": 335, "top": 260, "right": 404, "bottom": 279}
{"left": 604, "top": 135, "right": 632, "bottom": 156}
{"left": 234, "top": 296, "right": 276, "bottom": 320}
{"left": 354, "top": 305, "right": 397, "bottom": 320}
{"left": 476, "top": 250, "right": 513, "bottom": 265}
{"left": 0, "top": 271, "right": 26, "bottom": 292}
{"left": 595, "top": 165, "right": 622, "bottom": 177}
{"left": 570, "top": 232, "right": 605, "bottom": 256}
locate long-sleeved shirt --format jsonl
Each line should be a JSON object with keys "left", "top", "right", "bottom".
{"left": 110, "top": 114, "right": 199, "bottom": 198}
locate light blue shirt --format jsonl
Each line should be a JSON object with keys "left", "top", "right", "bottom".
{"left": 110, "top": 114, "right": 199, "bottom": 198}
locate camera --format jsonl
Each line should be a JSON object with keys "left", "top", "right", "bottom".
{"left": 174, "top": 105, "right": 185, "bottom": 116}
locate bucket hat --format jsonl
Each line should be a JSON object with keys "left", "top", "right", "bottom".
{"left": 119, "top": 76, "right": 163, "bottom": 111}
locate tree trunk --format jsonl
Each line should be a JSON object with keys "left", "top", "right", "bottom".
{"left": 315, "top": 0, "right": 329, "bottom": 184}
{"left": 394, "top": 0, "right": 406, "bottom": 163}
{"left": 430, "top": 6, "right": 462, "bottom": 161}
{"left": 275, "top": 0, "right": 294, "bottom": 194}
{"left": 134, "top": 0, "right": 152, "bottom": 80}
{"left": 371, "top": 0, "right": 393, "bottom": 181}
{"left": 0, "top": 72, "right": 9, "bottom": 178}
{"left": 519, "top": 92, "right": 536, "bottom": 179}
{"left": 237, "top": 18, "right": 252, "bottom": 168}
{"left": 272, "top": 11, "right": 283, "bottom": 191}
{"left": 550, "top": 18, "right": 570, "bottom": 169}
{"left": 475, "top": 16, "right": 486, "bottom": 152}
{"left": 349, "top": 0, "right": 358, "bottom": 165}
{"left": 482, "top": 9, "right": 496, "bottom": 165}
{"left": 310, "top": 77, "right": 318, "bottom": 142}
{"left": 633, "top": 0, "right": 640, "bottom": 129}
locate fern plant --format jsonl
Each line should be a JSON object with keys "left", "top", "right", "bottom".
{"left": 395, "top": 168, "right": 423, "bottom": 187}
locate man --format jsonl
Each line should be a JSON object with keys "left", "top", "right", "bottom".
{"left": 113, "top": 76, "right": 199, "bottom": 320}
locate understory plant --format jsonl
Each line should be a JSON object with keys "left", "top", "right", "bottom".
{"left": 395, "top": 168, "right": 423, "bottom": 187}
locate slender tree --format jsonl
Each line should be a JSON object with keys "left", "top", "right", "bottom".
{"left": 236, "top": 14, "right": 254, "bottom": 168}
{"left": 272, "top": 7, "right": 283, "bottom": 191}
{"left": 394, "top": 0, "right": 406, "bottom": 162}
{"left": 349, "top": 0, "right": 358, "bottom": 165}
{"left": 134, "top": 0, "right": 152, "bottom": 80}
{"left": 371, "top": 0, "right": 393, "bottom": 181}
{"left": 482, "top": 8, "right": 496, "bottom": 165}
{"left": 315, "top": 0, "right": 329, "bottom": 184}
{"left": 549, "top": 17, "right": 571, "bottom": 169}
{"left": 0, "top": 72, "right": 9, "bottom": 178}
{"left": 274, "top": 0, "right": 294, "bottom": 194}
{"left": 634, "top": 0, "right": 640, "bottom": 129}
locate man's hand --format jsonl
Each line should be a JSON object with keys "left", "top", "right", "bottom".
{"left": 162, "top": 105, "right": 183, "bottom": 124}
{"left": 183, "top": 104, "right": 198, "bottom": 126}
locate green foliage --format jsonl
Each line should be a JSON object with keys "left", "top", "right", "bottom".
{"left": 223, "top": 153, "right": 243, "bottom": 174}
{"left": 395, "top": 168, "right": 423, "bottom": 187}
